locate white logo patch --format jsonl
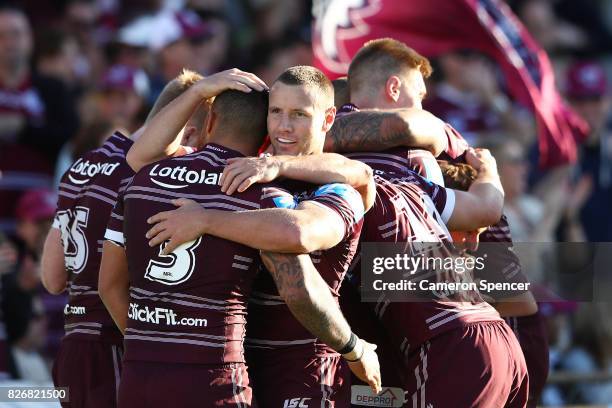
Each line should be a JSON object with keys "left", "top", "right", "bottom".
{"left": 149, "top": 164, "right": 221, "bottom": 189}
{"left": 68, "top": 158, "right": 120, "bottom": 184}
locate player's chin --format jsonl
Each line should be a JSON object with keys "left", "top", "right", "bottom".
{"left": 272, "top": 141, "right": 300, "bottom": 156}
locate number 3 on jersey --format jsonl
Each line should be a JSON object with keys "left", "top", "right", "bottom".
{"left": 56, "top": 207, "right": 89, "bottom": 274}
{"left": 145, "top": 237, "right": 202, "bottom": 285}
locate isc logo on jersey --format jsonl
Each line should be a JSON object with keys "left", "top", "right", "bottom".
{"left": 68, "top": 158, "right": 120, "bottom": 184}
{"left": 149, "top": 163, "right": 221, "bottom": 189}
{"left": 283, "top": 398, "right": 310, "bottom": 408}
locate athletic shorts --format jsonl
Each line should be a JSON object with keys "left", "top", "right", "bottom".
{"left": 402, "top": 321, "right": 529, "bottom": 408}
{"left": 505, "top": 313, "right": 549, "bottom": 408}
{"left": 118, "top": 360, "right": 252, "bottom": 408}
{"left": 52, "top": 338, "right": 123, "bottom": 408}
{"left": 247, "top": 349, "right": 350, "bottom": 407}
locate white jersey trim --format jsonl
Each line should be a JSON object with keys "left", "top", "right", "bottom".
{"left": 440, "top": 188, "right": 455, "bottom": 224}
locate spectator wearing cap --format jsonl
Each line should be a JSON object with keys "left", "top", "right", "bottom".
{"left": 15, "top": 189, "right": 56, "bottom": 258}
{"left": 565, "top": 61, "right": 612, "bottom": 241}
{"left": 119, "top": 9, "right": 213, "bottom": 104}
{"left": 1, "top": 189, "right": 59, "bottom": 380}
{"left": 98, "top": 64, "right": 150, "bottom": 133}
{"left": 12, "top": 189, "right": 66, "bottom": 362}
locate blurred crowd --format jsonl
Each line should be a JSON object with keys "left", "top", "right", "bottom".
{"left": 0, "top": 0, "right": 610, "bottom": 405}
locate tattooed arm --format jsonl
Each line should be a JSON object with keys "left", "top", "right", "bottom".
{"left": 260, "top": 251, "right": 382, "bottom": 393}
{"left": 325, "top": 108, "right": 447, "bottom": 156}
{"left": 260, "top": 252, "right": 351, "bottom": 350}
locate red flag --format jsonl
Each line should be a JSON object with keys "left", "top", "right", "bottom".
{"left": 313, "top": 0, "right": 589, "bottom": 168}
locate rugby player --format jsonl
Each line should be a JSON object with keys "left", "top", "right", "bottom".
{"left": 328, "top": 39, "right": 529, "bottom": 407}
{"left": 442, "top": 161, "right": 548, "bottom": 408}
{"left": 325, "top": 39, "right": 469, "bottom": 185}
{"left": 100, "top": 68, "right": 380, "bottom": 407}
{"left": 41, "top": 71, "right": 206, "bottom": 407}
{"left": 40, "top": 69, "right": 208, "bottom": 408}
{"left": 137, "top": 66, "right": 383, "bottom": 405}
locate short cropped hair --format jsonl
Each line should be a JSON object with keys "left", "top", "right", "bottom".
{"left": 348, "top": 38, "right": 432, "bottom": 95}
{"left": 274, "top": 65, "right": 334, "bottom": 109}
{"left": 332, "top": 77, "right": 350, "bottom": 109}
{"left": 440, "top": 161, "right": 477, "bottom": 191}
{"left": 146, "top": 69, "right": 205, "bottom": 123}
{"left": 211, "top": 89, "right": 269, "bottom": 145}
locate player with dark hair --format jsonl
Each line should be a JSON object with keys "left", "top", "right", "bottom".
{"left": 40, "top": 68, "right": 209, "bottom": 408}
{"left": 103, "top": 67, "right": 380, "bottom": 407}
{"left": 135, "top": 65, "right": 382, "bottom": 406}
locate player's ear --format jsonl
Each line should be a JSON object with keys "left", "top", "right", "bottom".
{"left": 322, "top": 106, "right": 336, "bottom": 132}
{"left": 180, "top": 125, "right": 198, "bottom": 148}
{"left": 385, "top": 76, "right": 401, "bottom": 103}
{"left": 205, "top": 110, "right": 217, "bottom": 136}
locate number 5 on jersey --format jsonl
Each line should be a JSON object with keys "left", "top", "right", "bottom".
{"left": 145, "top": 237, "right": 202, "bottom": 285}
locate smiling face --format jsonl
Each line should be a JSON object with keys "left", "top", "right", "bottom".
{"left": 267, "top": 81, "right": 335, "bottom": 156}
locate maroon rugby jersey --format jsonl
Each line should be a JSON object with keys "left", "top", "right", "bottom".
{"left": 344, "top": 171, "right": 501, "bottom": 359}
{"left": 246, "top": 179, "right": 365, "bottom": 357}
{"left": 105, "top": 143, "right": 304, "bottom": 365}
{"left": 52, "top": 131, "right": 133, "bottom": 343}
{"left": 471, "top": 215, "right": 531, "bottom": 300}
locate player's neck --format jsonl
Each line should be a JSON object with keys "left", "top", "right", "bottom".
{"left": 207, "top": 133, "right": 257, "bottom": 157}
{"left": 350, "top": 93, "right": 383, "bottom": 110}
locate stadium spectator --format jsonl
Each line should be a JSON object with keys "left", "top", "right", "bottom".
{"left": 559, "top": 302, "right": 612, "bottom": 404}
{"left": 14, "top": 190, "right": 65, "bottom": 361}
{"left": 254, "top": 35, "right": 313, "bottom": 85}
{"left": 565, "top": 61, "right": 612, "bottom": 242}
{"left": 512, "top": 0, "right": 588, "bottom": 54}
{"left": 97, "top": 64, "right": 150, "bottom": 133}
{"left": 33, "top": 28, "right": 81, "bottom": 93}
{"left": 424, "top": 49, "right": 534, "bottom": 146}
{"left": 0, "top": 6, "right": 78, "bottom": 236}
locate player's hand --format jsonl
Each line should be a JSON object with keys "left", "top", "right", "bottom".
{"left": 465, "top": 147, "right": 497, "bottom": 173}
{"left": 195, "top": 68, "right": 268, "bottom": 99}
{"left": 146, "top": 198, "right": 207, "bottom": 254}
{"left": 221, "top": 156, "right": 282, "bottom": 195}
{"left": 346, "top": 340, "right": 382, "bottom": 395}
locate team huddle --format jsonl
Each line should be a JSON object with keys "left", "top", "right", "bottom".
{"left": 41, "top": 38, "right": 547, "bottom": 408}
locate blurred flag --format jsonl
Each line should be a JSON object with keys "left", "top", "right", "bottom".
{"left": 313, "top": 0, "right": 589, "bottom": 168}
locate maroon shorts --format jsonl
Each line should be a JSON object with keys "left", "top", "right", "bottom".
{"left": 505, "top": 313, "right": 549, "bottom": 408}
{"left": 402, "top": 321, "right": 528, "bottom": 408}
{"left": 247, "top": 349, "right": 350, "bottom": 407}
{"left": 118, "top": 360, "right": 252, "bottom": 408}
{"left": 52, "top": 338, "right": 123, "bottom": 408}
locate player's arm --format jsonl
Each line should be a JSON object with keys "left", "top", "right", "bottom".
{"left": 147, "top": 199, "right": 347, "bottom": 255}
{"left": 222, "top": 154, "right": 375, "bottom": 210}
{"left": 447, "top": 148, "right": 504, "bottom": 230}
{"left": 493, "top": 292, "right": 538, "bottom": 317}
{"left": 126, "top": 69, "right": 268, "bottom": 172}
{"left": 98, "top": 241, "right": 130, "bottom": 334}
{"left": 41, "top": 227, "right": 67, "bottom": 294}
{"left": 325, "top": 108, "right": 448, "bottom": 156}
{"left": 260, "top": 251, "right": 381, "bottom": 393}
